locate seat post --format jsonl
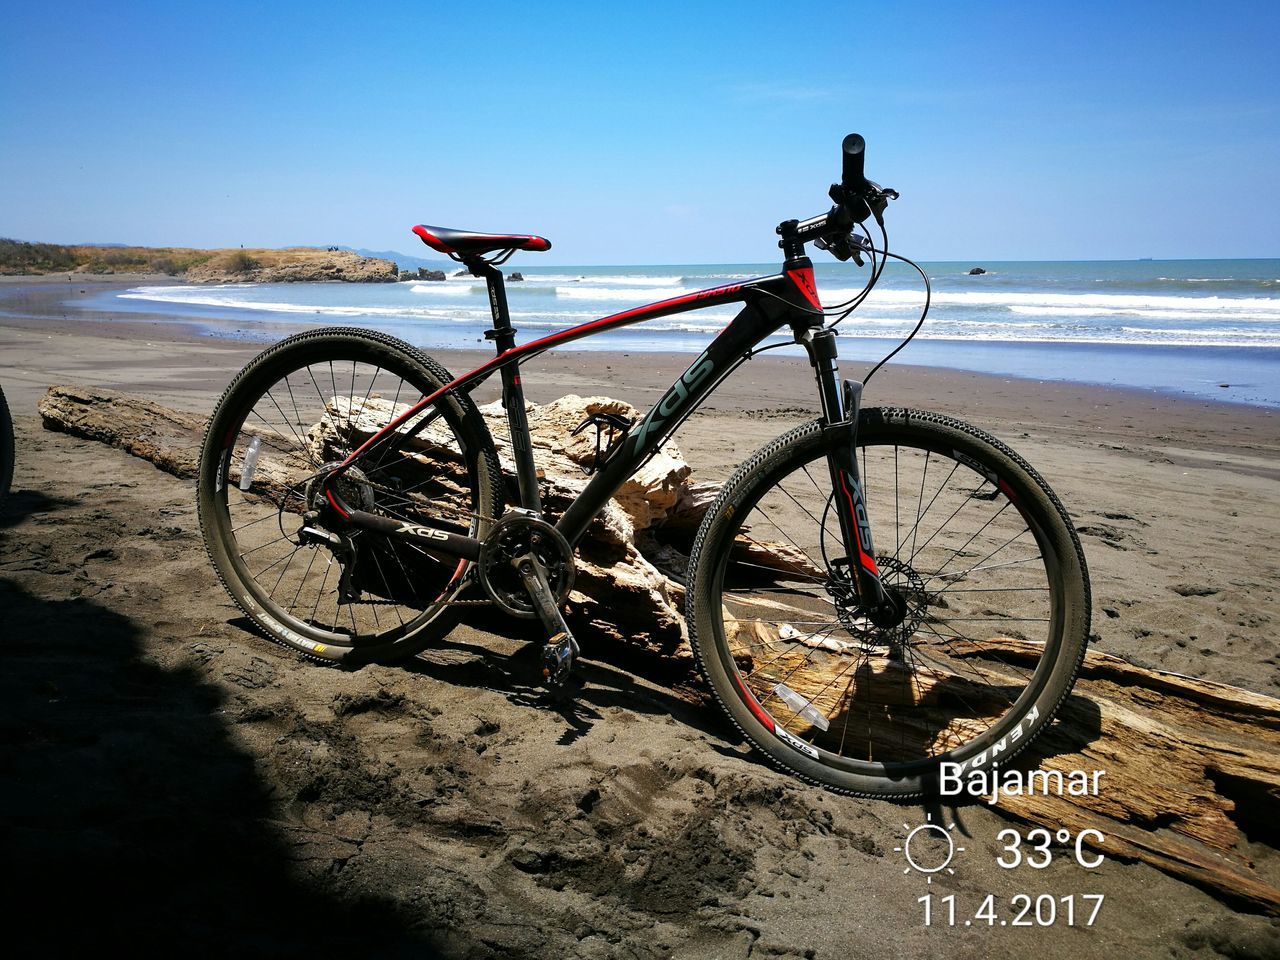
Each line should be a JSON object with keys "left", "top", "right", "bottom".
{"left": 472, "top": 259, "right": 518, "bottom": 353}
{"left": 471, "top": 258, "right": 543, "bottom": 513}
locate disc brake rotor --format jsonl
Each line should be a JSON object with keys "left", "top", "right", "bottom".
{"left": 832, "top": 554, "right": 928, "bottom": 651}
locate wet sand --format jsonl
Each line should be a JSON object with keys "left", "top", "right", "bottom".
{"left": 2, "top": 276, "right": 1278, "bottom": 957}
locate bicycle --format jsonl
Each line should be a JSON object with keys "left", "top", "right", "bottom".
{"left": 198, "top": 134, "right": 1090, "bottom": 798}
{"left": 0, "top": 383, "right": 13, "bottom": 510}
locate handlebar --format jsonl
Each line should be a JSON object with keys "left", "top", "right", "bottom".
{"left": 841, "top": 133, "right": 867, "bottom": 192}
{"left": 776, "top": 132, "right": 898, "bottom": 263}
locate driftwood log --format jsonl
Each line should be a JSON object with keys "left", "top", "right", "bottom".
{"left": 37, "top": 384, "right": 1280, "bottom": 913}
{"left": 34, "top": 385, "right": 810, "bottom": 665}
{"left": 35, "top": 386, "right": 698, "bottom": 657}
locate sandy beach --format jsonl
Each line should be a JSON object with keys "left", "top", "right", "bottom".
{"left": 2, "top": 276, "right": 1278, "bottom": 957}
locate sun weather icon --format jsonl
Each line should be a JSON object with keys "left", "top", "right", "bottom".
{"left": 895, "top": 813, "right": 965, "bottom": 883}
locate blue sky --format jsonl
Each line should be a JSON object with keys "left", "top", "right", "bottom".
{"left": 1, "top": 1, "right": 1277, "bottom": 264}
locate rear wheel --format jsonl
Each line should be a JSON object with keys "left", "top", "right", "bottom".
{"left": 197, "top": 327, "right": 502, "bottom": 664}
{"left": 0, "top": 384, "right": 13, "bottom": 509}
{"left": 687, "top": 408, "right": 1090, "bottom": 798}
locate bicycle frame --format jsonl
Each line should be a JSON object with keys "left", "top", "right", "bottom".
{"left": 322, "top": 252, "right": 889, "bottom": 608}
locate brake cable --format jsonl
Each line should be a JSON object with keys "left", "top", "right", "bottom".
{"left": 861, "top": 248, "right": 931, "bottom": 386}
{"left": 826, "top": 217, "right": 887, "bottom": 319}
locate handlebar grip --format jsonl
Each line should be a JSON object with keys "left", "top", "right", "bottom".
{"left": 841, "top": 133, "right": 867, "bottom": 189}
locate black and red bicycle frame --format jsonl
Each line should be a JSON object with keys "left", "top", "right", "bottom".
{"left": 321, "top": 249, "right": 892, "bottom": 613}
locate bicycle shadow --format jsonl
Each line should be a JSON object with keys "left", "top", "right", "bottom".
{"left": 1, "top": 580, "right": 445, "bottom": 956}
{"left": 402, "top": 613, "right": 728, "bottom": 744}
{"left": 0, "top": 489, "right": 78, "bottom": 529}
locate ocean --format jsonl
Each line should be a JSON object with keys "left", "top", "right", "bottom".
{"left": 103, "top": 258, "right": 1280, "bottom": 408}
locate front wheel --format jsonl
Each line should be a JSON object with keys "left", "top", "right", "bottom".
{"left": 686, "top": 408, "right": 1090, "bottom": 798}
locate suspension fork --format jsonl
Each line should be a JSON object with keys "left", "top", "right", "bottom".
{"left": 799, "top": 327, "right": 902, "bottom": 624}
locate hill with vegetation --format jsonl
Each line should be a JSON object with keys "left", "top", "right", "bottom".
{"left": 0, "top": 239, "right": 398, "bottom": 282}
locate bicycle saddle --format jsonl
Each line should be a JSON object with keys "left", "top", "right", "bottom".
{"left": 412, "top": 224, "right": 551, "bottom": 256}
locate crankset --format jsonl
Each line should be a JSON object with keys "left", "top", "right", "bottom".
{"left": 478, "top": 512, "right": 581, "bottom": 688}
{"left": 477, "top": 512, "right": 575, "bottom": 618}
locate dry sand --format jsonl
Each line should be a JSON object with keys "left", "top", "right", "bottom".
{"left": 2, "top": 277, "right": 1278, "bottom": 958}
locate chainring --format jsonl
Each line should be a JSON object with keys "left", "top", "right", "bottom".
{"left": 477, "top": 513, "right": 576, "bottom": 619}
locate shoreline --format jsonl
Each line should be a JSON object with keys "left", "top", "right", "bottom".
{"left": 3, "top": 274, "right": 1279, "bottom": 410}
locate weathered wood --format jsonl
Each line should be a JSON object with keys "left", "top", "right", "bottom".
{"left": 953, "top": 637, "right": 1280, "bottom": 914}
{"left": 38, "top": 384, "right": 207, "bottom": 478}
{"left": 727, "top": 611, "right": 1280, "bottom": 913}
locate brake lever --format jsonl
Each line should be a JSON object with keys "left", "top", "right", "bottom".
{"left": 864, "top": 182, "right": 899, "bottom": 225}
{"left": 815, "top": 232, "right": 872, "bottom": 267}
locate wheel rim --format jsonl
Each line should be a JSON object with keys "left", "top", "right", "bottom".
{"left": 209, "top": 353, "right": 484, "bottom": 648}
{"left": 711, "top": 430, "right": 1064, "bottom": 777}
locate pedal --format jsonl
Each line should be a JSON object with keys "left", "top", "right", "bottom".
{"left": 515, "top": 551, "right": 581, "bottom": 688}
{"left": 540, "top": 631, "right": 581, "bottom": 688}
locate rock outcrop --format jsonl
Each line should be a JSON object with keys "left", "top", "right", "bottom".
{"left": 185, "top": 251, "right": 398, "bottom": 284}
{"left": 399, "top": 268, "right": 446, "bottom": 282}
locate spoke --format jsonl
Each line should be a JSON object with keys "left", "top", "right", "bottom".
{"left": 784, "top": 655, "right": 865, "bottom": 740}
{"left": 249, "top": 541, "right": 303, "bottom": 576}
{"left": 728, "top": 548, "right": 827, "bottom": 584}
{"left": 924, "top": 501, "right": 1017, "bottom": 581}
{"left": 309, "top": 557, "right": 332, "bottom": 625}
{"left": 923, "top": 544, "right": 1039, "bottom": 586}
{"left": 908, "top": 477, "right": 993, "bottom": 563}
{"left": 385, "top": 539, "right": 429, "bottom": 605}
{"left": 281, "top": 373, "right": 316, "bottom": 466}
{"left": 306, "top": 365, "right": 346, "bottom": 456}
{"left": 741, "top": 621, "right": 846, "bottom": 675}
{"left": 238, "top": 533, "right": 294, "bottom": 559}
{"left": 907, "top": 450, "right": 931, "bottom": 562}
{"left": 231, "top": 510, "right": 286, "bottom": 535}
{"left": 243, "top": 410, "right": 305, "bottom": 460}
{"left": 262, "top": 387, "right": 314, "bottom": 465}
{"left": 362, "top": 407, "right": 450, "bottom": 480}
{"left": 894, "top": 445, "right": 900, "bottom": 557}
{"left": 836, "top": 644, "right": 875, "bottom": 758}
{"left": 730, "top": 618, "right": 835, "bottom": 626}
{"left": 917, "top": 618, "right": 1032, "bottom": 684}
{"left": 914, "top": 621, "right": 1024, "bottom": 701}
{"left": 366, "top": 547, "right": 406, "bottom": 631}
{"left": 934, "top": 616, "right": 1051, "bottom": 623}
{"left": 936, "top": 586, "right": 1050, "bottom": 593}
{"left": 899, "top": 643, "right": 997, "bottom": 751}
{"left": 289, "top": 547, "right": 320, "bottom": 612}
{"left": 901, "top": 460, "right": 960, "bottom": 564}
{"left": 266, "top": 543, "right": 304, "bottom": 602}
{"left": 750, "top": 497, "right": 830, "bottom": 576}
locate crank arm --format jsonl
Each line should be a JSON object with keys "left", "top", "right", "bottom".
{"left": 514, "top": 551, "right": 580, "bottom": 687}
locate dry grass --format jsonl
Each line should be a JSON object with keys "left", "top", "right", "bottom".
{"left": 0, "top": 239, "right": 366, "bottom": 276}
